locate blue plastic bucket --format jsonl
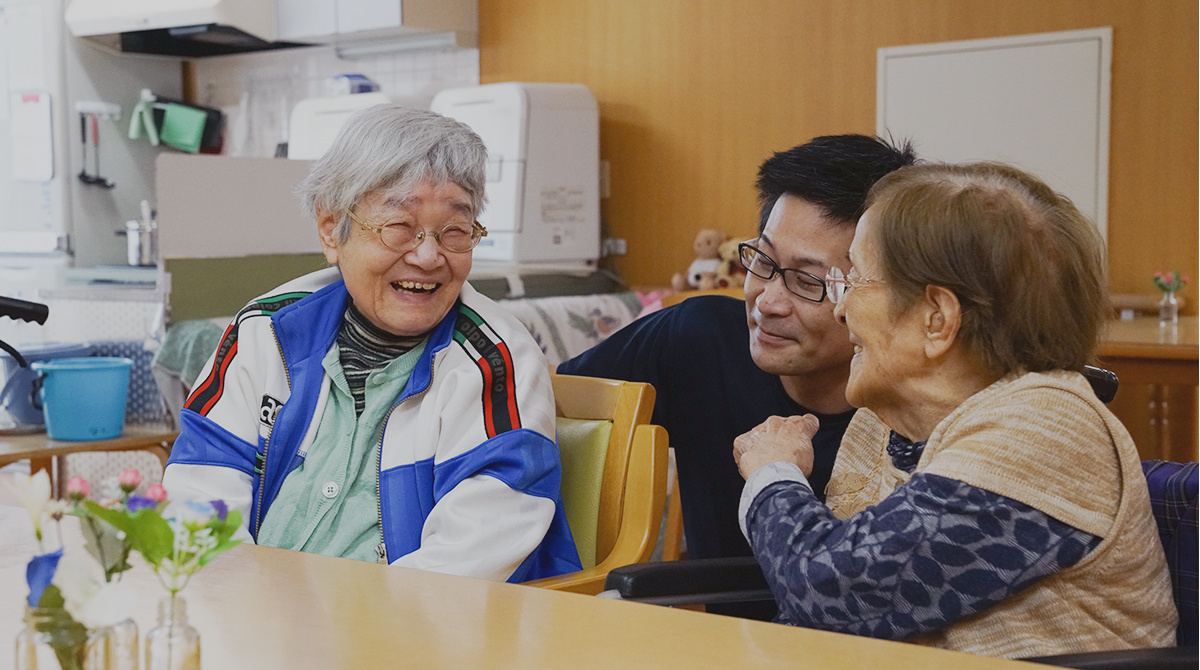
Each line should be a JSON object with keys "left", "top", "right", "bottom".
{"left": 31, "top": 357, "right": 133, "bottom": 441}
{"left": 0, "top": 342, "right": 94, "bottom": 430}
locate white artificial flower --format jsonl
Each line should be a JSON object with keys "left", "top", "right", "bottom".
{"left": 99, "top": 476, "right": 123, "bottom": 502}
{"left": 3, "top": 470, "right": 52, "bottom": 542}
{"left": 51, "top": 550, "right": 135, "bottom": 628}
{"left": 191, "top": 527, "right": 218, "bottom": 554}
{"left": 164, "top": 500, "right": 214, "bottom": 530}
{"left": 178, "top": 500, "right": 215, "bottom": 526}
{"left": 45, "top": 499, "right": 72, "bottom": 519}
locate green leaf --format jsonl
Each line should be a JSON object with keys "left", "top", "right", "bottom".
{"left": 84, "top": 501, "right": 136, "bottom": 535}
{"left": 566, "top": 311, "right": 594, "bottom": 334}
{"left": 36, "top": 584, "right": 65, "bottom": 609}
{"left": 209, "top": 510, "right": 243, "bottom": 541}
{"left": 125, "top": 509, "right": 176, "bottom": 566}
{"left": 196, "top": 536, "right": 242, "bottom": 568}
{"left": 33, "top": 587, "right": 88, "bottom": 670}
{"left": 79, "top": 515, "right": 131, "bottom": 581}
{"left": 84, "top": 501, "right": 174, "bottom": 569}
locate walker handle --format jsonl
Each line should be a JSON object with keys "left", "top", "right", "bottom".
{"left": 0, "top": 296, "right": 49, "bottom": 325}
{"left": 0, "top": 296, "right": 49, "bottom": 368}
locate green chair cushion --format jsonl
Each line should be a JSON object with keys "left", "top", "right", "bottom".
{"left": 556, "top": 417, "right": 612, "bottom": 570}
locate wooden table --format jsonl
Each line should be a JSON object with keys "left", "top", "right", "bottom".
{"left": 0, "top": 424, "right": 177, "bottom": 496}
{"left": 1098, "top": 316, "right": 1198, "bottom": 461}
{"left": 0, "top": 509, "right": 1040, "bottom": 670}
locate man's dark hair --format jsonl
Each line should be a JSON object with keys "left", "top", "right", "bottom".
{"left": 755, "top": 134, "right": 917, "bottom": 233}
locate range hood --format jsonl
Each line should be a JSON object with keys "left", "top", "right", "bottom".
{"left": 65, "top": 0, "right": 312, "bottom": 58}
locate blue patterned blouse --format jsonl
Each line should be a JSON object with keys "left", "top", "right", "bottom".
{"left": 740, "top": 434, "right": 1102, "bottom": 639}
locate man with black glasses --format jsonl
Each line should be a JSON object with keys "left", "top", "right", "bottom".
{"left": 557, "top": 135, "right": 916, "bottom": 619}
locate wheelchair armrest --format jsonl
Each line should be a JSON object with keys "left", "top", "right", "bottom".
{"left": 1023, "top": 646, "right": 1199, "bottom": 670}
{"left": 604, "top": 556, "right": 774, "bottom": 606}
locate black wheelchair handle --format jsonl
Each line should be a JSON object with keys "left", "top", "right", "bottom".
{"left": 0, "top": 296, "right": 49, "bottom": 368}
{"left": 0, "top": 296, "right": 49, "bottom": 325}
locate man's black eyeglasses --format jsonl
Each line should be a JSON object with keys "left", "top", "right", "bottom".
{"left": 738, "top": 242, "right": 828, "bottom": 303}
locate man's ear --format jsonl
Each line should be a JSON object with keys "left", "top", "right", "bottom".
{"left": 923, "top": 284, "right": 962, "bottom": 359}
{"left": 316, "top": 207, "right": 341, "bottom": 266}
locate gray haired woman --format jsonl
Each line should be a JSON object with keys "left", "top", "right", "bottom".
{"left": 163, "top": 104, "right": 581, "bottom": 582}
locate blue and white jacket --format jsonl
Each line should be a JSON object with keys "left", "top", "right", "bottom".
{"left": 162, "top": 268, "right": 581, "bottom": 582}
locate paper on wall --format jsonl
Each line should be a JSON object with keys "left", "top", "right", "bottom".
{"left": 2, "top": 1, "right": 45, "bottom": 94}
{"left": 10, "top": 90, "right": 52, "bottom": 181}
{"left": 0, "top": 6, "right": 9, "bottom": 122}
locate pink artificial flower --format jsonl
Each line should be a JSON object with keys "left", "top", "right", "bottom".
{"left": 117, "top": 468, "right": 143, "bottom": 493}
{"left": 65, "top": 476, "right": 90, "bottom": 501}
{"left": 145, "top": 484, "right": 168, "bottom": 503}
{"left": 1154, "top": 271, "right": 1163, "bottom": 278}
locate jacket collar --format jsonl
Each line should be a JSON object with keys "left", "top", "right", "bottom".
{"left": 271, "top": 278, "right": 460, "bottom": 403}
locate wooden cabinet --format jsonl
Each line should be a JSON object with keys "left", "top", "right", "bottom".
{"left": 1098, "top": 317, "right": 1198, "bottom": 463}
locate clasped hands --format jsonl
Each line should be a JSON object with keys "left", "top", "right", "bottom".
{"left": 733, "top": 414, "right": 819, "bottom": 480}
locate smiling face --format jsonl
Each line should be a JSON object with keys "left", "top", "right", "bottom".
{"left": 744, "top": 194, "right": 857, "bottom": 411}
{"left": 317, "top": 179, "right": 474, "bottom": 337}
{"left": 835, "top": 211, "right": 928, "bottom": 414}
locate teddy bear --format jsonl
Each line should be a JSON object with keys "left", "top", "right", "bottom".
{"left": 671, "top": 229, "right": 727, "bottom": 291}
{"left": 713, "top": 238, "right": 747, "bottom": 289}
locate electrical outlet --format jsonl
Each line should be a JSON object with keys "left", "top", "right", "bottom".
{"left": 599, "top": 160, "right": 611, "bottom": 199}
{"left": 601, "top": 237, "right": 627, "bottom": 256}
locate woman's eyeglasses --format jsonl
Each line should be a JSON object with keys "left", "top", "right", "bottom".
{"left": 824, "top": 266, "right": 886, "bottom": 304}
{"left": 346, "top": 210, "right": 488, "bottom": 254}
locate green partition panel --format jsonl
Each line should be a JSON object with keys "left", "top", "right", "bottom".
{"left": 166, "top": 254, "right": 330, "bottom": 322}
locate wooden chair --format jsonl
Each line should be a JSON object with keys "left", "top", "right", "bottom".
{"left": 524, "top": 374, "right": 669, "bottom": 594}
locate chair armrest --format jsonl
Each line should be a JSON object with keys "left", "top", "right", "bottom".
{"left": 604, "top": 556, "right": 774, "bottom": 606}
{"left": 1023, "top": 646, "right": 1199, "bottom": 670}
{"left": 525, "top": 424, "right": 668, "bottom": 595}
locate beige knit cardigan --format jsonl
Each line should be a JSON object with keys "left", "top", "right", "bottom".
{"left": 824, "top": 370, "right": 1177, "bottom": 658}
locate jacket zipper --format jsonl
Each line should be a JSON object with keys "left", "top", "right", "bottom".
{"left": 375, "top": 354, "right": 436, "bottom": 564}
{"left": 254, "top": 322, "right": 293, "bottom": 536}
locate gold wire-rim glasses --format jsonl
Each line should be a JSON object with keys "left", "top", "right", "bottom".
{"left": 345, "top": 209, "right": 488, "bottom": 254}
{"left": 824, "top": 265, "right": 887, "bottom": 304}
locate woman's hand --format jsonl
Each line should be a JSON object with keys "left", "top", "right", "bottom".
{"left": 733, "top": 414, "right": 820, "bottom": 480}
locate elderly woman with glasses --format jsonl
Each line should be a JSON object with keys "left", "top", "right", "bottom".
{"left": 162, "top": 104, "right": 580, "bottom": 582}
{"left": 732, "top": 162, "right": 1176, "bottom": 657}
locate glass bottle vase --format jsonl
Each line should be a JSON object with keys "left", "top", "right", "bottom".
{"left": 144, "top": 596, "right": 199, "bottom": 670}
{"left": 1158, "top": 290, "right": 1179, "bottom": 325}
{"left": 16, "top": 606, "right": 89, "bottom": 670}
{"left": 83, "top": 618, "right": 138, "bottom": 670}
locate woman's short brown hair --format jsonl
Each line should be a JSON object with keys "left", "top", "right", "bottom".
{"left": 863, "top": 162, "right": 1107, "bottom": 375}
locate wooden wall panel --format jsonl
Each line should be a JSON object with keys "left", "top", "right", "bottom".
{"left": 479, "top": 0, "right": 1198, "bottom": 310}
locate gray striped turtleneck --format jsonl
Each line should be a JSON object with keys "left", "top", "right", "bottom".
{"left": 337, "top": 303, "right": 429, "bottom": 415}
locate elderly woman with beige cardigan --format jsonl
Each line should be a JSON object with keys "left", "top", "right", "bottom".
{"left": 732, "top": 161, "right": 1177, "bottom": 658}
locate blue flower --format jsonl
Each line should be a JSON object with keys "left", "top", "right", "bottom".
{"left": 26, "top": 548, "right": 63, "bottom": 607}
{"left": 126, "top": 495, "right": 157, "bottom": 513}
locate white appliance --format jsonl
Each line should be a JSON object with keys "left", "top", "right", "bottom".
{"left": 287, "top": 92, "right": 392, "bottom": 160}
{"left": 64, "top": 0, "right": 301, "bottom": 57}
{"left": 431, "top": 82, "right": 600, "bottom": 268}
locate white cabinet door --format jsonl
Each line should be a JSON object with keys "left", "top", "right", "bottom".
{"left": 336, "top": 0, "right": 401, "bottom": 35}
{"left": 277, "top": 0, "right": 338, "bottom": 40}
{"left": 877, "top": 28, "right": 1111, "bottom": 238}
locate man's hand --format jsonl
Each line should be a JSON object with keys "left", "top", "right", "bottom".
{"left": 733, "top": 414, "right": 820, "bottom": 480}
